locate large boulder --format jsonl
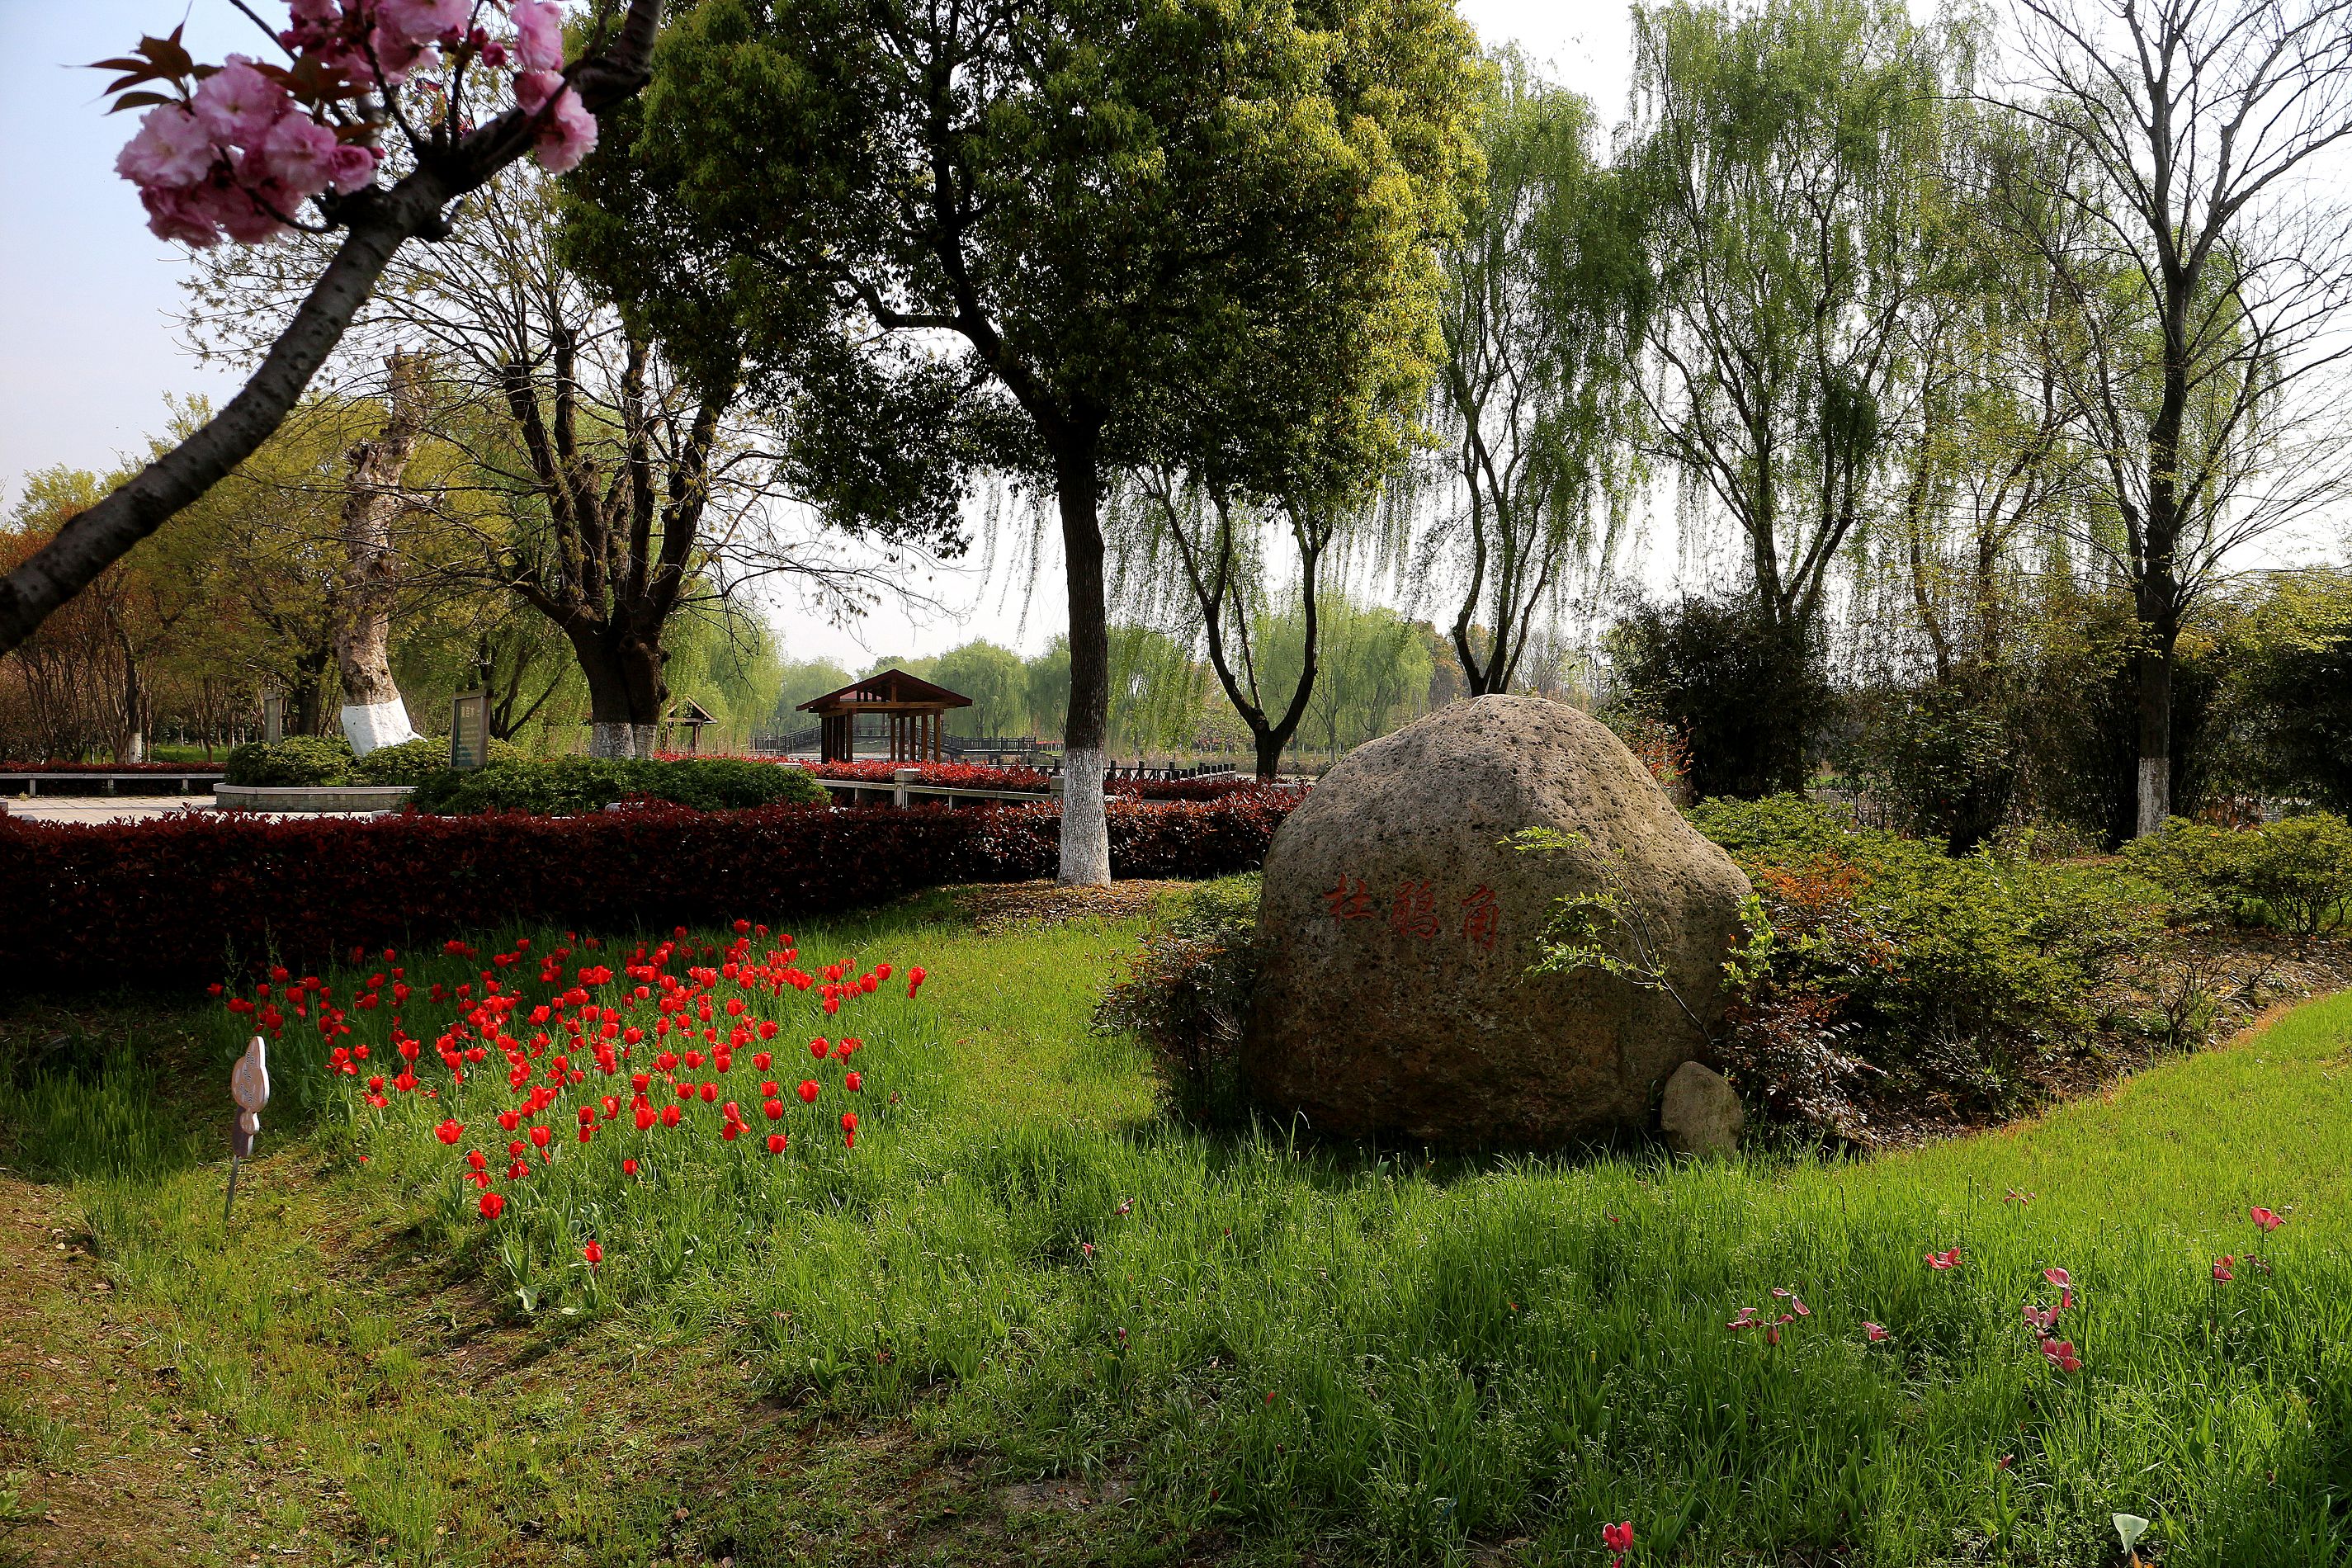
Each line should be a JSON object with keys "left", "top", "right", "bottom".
{"left": 1244, "top": 694, "right": 1750, "bottom": 1147}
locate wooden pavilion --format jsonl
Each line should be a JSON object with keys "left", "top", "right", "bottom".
{"left": 659, "top": 697, "right": 719, "bottom": 755}
{"left": 796, "top": 669, "right": 971, "bottom": 763}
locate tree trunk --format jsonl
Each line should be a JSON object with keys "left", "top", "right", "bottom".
{"left": 334, "top": 351, "right": 427, "bottom": 755}
{"left": 575, "top": 625, "right": 666, "bottom": 759}
{"left": 2135, "top": 635, "right": 2174, "bottom": 838}
{"left": 1056, "top": 446, "right": 1112, "bottom": 886}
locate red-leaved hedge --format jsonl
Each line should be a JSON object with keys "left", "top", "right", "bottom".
{"left": 1, "top": 793, "right": 1296, "bottom": 993}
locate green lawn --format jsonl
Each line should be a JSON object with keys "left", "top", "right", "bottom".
{"left": 3, "top": 887, "right": 2349, "bottom": 1566}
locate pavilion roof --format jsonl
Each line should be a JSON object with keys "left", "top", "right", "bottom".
{"left": 796, "top": 668, "right": 973, "bottom": 714}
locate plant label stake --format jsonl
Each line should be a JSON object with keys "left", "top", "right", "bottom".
{"left": 226, "top": 1035, "right": 269, "bottom": 1221}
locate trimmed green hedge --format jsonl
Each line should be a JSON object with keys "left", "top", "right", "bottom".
{"left": 223, "top": 735, "right": 354, "bottom": 786}
{"left": 406, "top": 757, "right": 829, "bottom": 815}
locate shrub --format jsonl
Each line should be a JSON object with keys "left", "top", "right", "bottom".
{"left": 0, "top": 793, "right": 1298, "bottom": 992}
{"left": 1685, "top": 794, "right": 1858, "bottom": 861}
{"left": 1849, "top": 675, "right": 2023, "bottom": 854}
{"left": 2241, "top": 815, "right": 2352, "bottom": 936}
{"left": 2128, "top": 813, "right": 2352, "bottom": 936}
{"left": 1608, "top": 594, "right": 1836, "bottom": 799}
{"left": 347, "top": 735, "right": 523, "bottom": 786}
{"left": 1093, "top": 876, "right": 1261, "bottom": 1125}
{"left": 408, "top": 757, "right": 829, "bottom": 815}
{"left": 223, "top": 735, "right": 355, "bottom": 786}
{"left": 1694, "top": 794, "right": 2165, "bottom": 1128}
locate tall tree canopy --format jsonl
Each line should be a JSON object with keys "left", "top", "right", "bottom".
{"left": 587, "top": 0, "right": 1484, "bottom": 881}
{"left": 1631, "top": 0, "right": 1945, "bottom": 635}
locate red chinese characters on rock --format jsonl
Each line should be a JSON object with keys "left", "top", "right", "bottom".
{"left": 1322, "top": 876, "right": 1376, "bottom": 921}
{"left": 1389, "top": 880, "right": 1439, "bottom": 941}
{"left": 1321, "top": 876, "right": 1502, "bottom": 950}
{"left": 1458, "top": 885, "right": 1501, "bottom": 950}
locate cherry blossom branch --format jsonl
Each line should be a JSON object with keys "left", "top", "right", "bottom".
{"left": 0, "top": 0, "right": 666, "bottom": 659}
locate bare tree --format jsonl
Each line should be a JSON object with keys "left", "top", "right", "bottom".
{"left": 0, "top": 0, "right": 668, "bottom": 659}
{"left": 2000, "top": 0, "right": 2352, "bottom": 834}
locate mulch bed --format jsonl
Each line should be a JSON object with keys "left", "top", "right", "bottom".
{"left": 952, "top": 879, "right": 1186, "bottom": 934}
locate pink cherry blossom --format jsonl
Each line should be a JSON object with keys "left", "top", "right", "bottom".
{"left": 512, "top": 0, "right": 568, "bottom": 72}
{"left": 534, "top": 86, "right": 598, "bottom": 172}
{"left": 379, "top": 0, "right": 473, "bottom": 46}
{"left": 116, "top": 104, "right": 219, "bottom": 191}
{"left": 366, "top": 23, "right": 442, "bottom": 86}
{"left": 248, "top": 112, "right": 345, "bottom": 200}
{"left": 324, "top": 141, "right": 381, "bottom": 195}
{"left": 514, "top": 68, "right": 564, "bottom": 114}
{"left": 139, "top": 183, "right": 225, "bottom": 248}
{"left": 191, "top": 57, "right": 290, "bottom": 146}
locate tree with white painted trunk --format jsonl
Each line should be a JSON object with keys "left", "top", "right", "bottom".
{"left": 332, "top": 350, "right": 427, "bottom": 755}
{"left": 1997, "top": 0, "right": 2352, "bottom": 837}
{"left": 601, "top": 0, "right": 1485, "bottom": 883}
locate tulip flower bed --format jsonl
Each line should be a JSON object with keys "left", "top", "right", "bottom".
{"left": 11, "top": 904, "right": 2352, "bottom": 1566}
{"left": 0, "top": 791, "right": 1296, "bottom": 992}
{"left": 209, "top": 920, "right": 930, "bottom": 1286}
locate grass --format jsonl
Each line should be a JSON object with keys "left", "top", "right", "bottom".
{"left": 2, "top": 883, "right": 2350, "bottom": 1566}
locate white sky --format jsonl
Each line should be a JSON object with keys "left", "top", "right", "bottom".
{"left": 0, "top": 0, "right": 2334, "bottom": 670}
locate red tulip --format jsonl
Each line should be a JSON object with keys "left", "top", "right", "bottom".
{"left": 810, "top": 1037, "right": 830, "bottom": 1059}
{"left": 2213, "top": 1255, "right": 2236, "bottom": 1281}
{"left": 583, "top": 1241, "right": 602, "bottom": 1266}
{"left": 660, "top": 1104, "right": 681, "bottom": 1128}
{"left": 797, "top": 1080, "right": 819, "bottom": 1104}
{"left": 2250, "top": 1206, "right": 2285, "bottom": 1233}
{"left": 434, "top": 1119, "right": 464, "bottom": 1145}
{"left": 753, "top": 1051, "right": 772, "bottom": 1070}
{"left": 1602, "top": 1520, "right": 1633, "bottom": 1567}
{"left": 479, "top": 1192, "right": 505, "bottom": 1220}
{"left": 622, "top": 1158, "right": 640, "bottom": 1176}
{"left": 763, "top": 1099, "right": 784, "bottom": 1121}
{"left": 766, "top": 1133, "right": 786, "bottom": 1155}
{"left": 840, "top": 1111, "right": 858, "bottom": 1133}
{"left": 844, "top": 1072, "right": 862, "bottom": 1093}
{"left": 1925, "top": 1249, "right": 1962, "bottom": 1271}
{"left": 907, "top": 966, "right": 926, "bottom": 998}
{"left": 529, "top": 1126, "right": 551, "bottom": 1149}
{"left": 1863, "top": 1321, "right": 1890, "bottom": 1343}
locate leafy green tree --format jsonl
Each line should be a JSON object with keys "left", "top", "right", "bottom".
{"left": 1629, "top": 0, "right": 1944, "bottom": 637}
{"left": 931, "top": 642, "right": 1029, "bottom": 739}
{"left": 1424, "top": 54, "right": 1647, "bottom": 695}
{"left": 601, "top": 0, "right": 1482, "bottom": 881}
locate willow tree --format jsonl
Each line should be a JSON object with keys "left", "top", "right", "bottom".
{"left": 596, "top": 0, "right": 1481, "bottom": 882}
{"left": 1630, "top": 0, "right": 1946, "bottom": 637}
{"left": 1423, "top": 56, "right": 1647, "bottom": 696}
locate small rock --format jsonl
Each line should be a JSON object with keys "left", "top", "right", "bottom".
{"left": 1659, "top": 1062, "right": 1743, "bottom": 1157}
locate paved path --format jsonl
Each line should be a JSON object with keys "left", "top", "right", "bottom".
{"left": 2, "top": 796, "right": 397, "bottom": 825}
